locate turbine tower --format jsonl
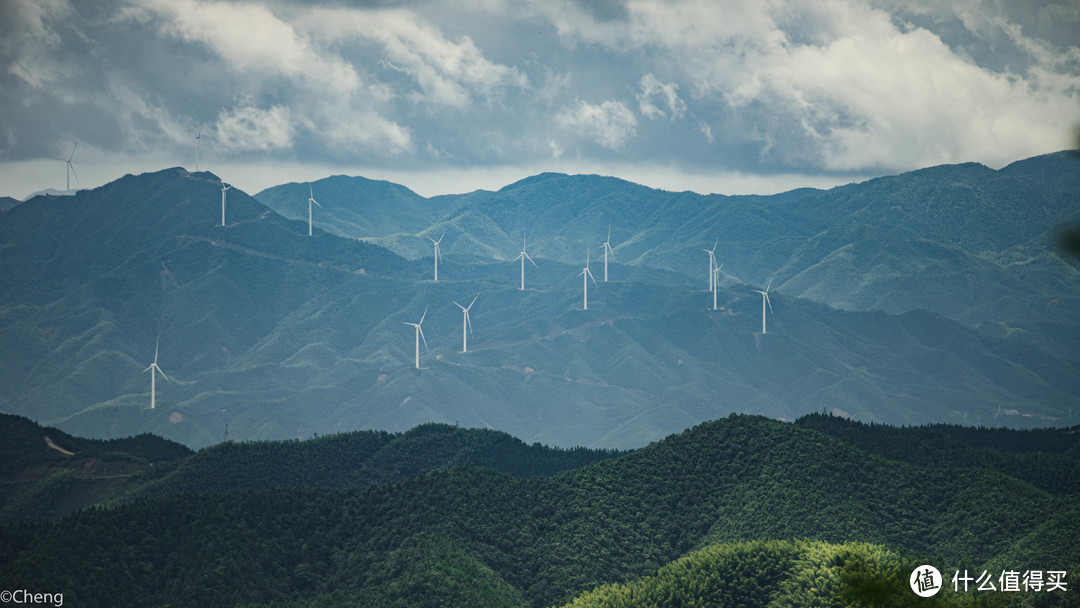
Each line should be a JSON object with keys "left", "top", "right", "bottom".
{"left": 712, "top": 264, "right": 724, "bottom": 310}
{"left": 220, "top": 180, "right": 232, "bottom": 227}
{"left": 143, "top": 338, "right": 170, "bottom": 409}
{"left": 578, "top": 248, "right": 597, "bottom": 310}
{"left": 307, "top": 183, "right": 321, "bottom": 236}
{"left": 513, "top": 233, "right": 537, "bottom": 290}
{"left": 55, "top": 142, "right": 78, "bottom": 192}
{"left": 195, "top": 131, "right": 200, "bottom": 171}
{"left": 753, "top": 278, "right": 775, "bottom": 334}
{"left": 401, "top": 306, "right": 428, "bottom": 369}
{"left": 702, "top": 237, "right": 719, "bottom": 292}
{"left": 429, "top": 233, "right": 445, "bottom": 281}
{"left": 454, "top": 294, "right": 478, "bottom": 353}
{"left": 602, "top": 224, "right": 616, "bottom": 282}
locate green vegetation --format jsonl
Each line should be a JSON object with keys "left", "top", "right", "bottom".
{"left": 561, "top": 540, "right": 954, "bottom": 608}
{"left": 1, "top": 414, "right": 1076, "bottom": 607}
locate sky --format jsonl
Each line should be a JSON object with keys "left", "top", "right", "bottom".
{"left": 1, "top": 0, "right": 1078, "bottom": 200}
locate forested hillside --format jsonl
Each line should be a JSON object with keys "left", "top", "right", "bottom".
{"left": 2, "top": 414, "right": 1076, "bottom": 607}
{"left": 0, "top": 414, "right": 622, "bottom": 523}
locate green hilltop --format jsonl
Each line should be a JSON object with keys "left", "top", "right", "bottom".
{"left": 1, "top": 414, "right": 1076, "bottom": 607}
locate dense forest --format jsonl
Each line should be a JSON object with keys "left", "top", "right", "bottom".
{"left": 1, "top": 413, "right": 1076, "bottom": 607}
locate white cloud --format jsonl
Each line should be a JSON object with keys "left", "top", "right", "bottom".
{"left": 557, "top": 99, "right": 638, "bottom": 150}
{"left": 637, "top": 74, "right": 686, "bottom": 121}
{"left": 529, "top": 0, "right": 1080, "bottom": 171}
{"left": 307, "top": 7, "right": 528, "bottom": 110}
{"left": 215, "top": 103, "right": 294, "bottom": 152}
{"left": 138, "top": 0, "right": 360, "bottom": 95}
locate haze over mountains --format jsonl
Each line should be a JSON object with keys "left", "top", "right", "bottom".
{"left": 1, "top": 152, "right": 1079, "bottom": 449}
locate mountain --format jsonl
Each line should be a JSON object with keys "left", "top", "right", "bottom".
{"left": 2, "top": 162, "right": 1080, "bottom": 449}
{"left": 0, "top": 413, "right": 620, "bottom": 523}
{"left": 2, "top": 414, "right": 1075, "bottom": 607}
{"left": 0, "top": 413, "right": 191, "bottom": 523}
{"left": 258, "top": 151, "right": 1080, "bottom": 351}
{"left": 0, "top": 196, "right": 20, "bottom": 212}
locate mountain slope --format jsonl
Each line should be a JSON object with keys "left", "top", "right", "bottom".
{"left": 1, "top": 415, "right": 1075, "bottom": 607}
{"left": 2, "top": 166, "right": 1080, "bottom": 449}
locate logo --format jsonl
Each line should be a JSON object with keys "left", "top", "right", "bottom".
{"left": 911, "top": 565, "right": 943, "bottom": 597}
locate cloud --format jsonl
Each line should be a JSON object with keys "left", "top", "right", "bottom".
{"left": 307, "top": 7, "right": 528, "bottom": 110}
{"left": 139, "top": 0, "right": 361, "bottom": 95}
{"left": 637, "top": 74, "right": 686, "bottom": 121}
{"left": 215, "top": 103, "right": 294, "bottom": 152}
{"left": 557, "top": 99, "right": 638, "bottom": 150}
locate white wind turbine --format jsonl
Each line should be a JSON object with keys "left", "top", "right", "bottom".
{"left": 401, "top": 306, "right": 428, "bottom": 370}
{"left": 514, "top": 233, "right": 537, "bottom": 290}
{"left": 143, "top": 338, "right": 170, "bottom": 410}
{"left": 602, "top": 224, "right": 616, "bottom": 282}
{"left": 54, "top": 142, "right": 78, "bottom": 192}
{"left": 307, "top": 183, "right": 321, "bottom": 236}
{"left": 454, "top": 294, "right": 479, "bottom": 353}
{"left": 702, "top": 237, "right": 719, "bottom": 292}
{"left": 712, "top": 263, "right": 724, "bottom": 310}
{"left": 753, "top": 278, "right": 775, "bottom": 334}
{"left": 220, "top": 180, "right": 232, "bottom": 227}
{"left": 578, "top": 248, "right": 598, "bottom": 310}
{"left": 429, "top": 233, "right": 445, "bottom": 281}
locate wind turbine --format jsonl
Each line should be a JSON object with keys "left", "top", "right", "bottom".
{"left": 143, "top": 338, "right": 170, "bottom": 410}
{"left": 454, "top": 294, "right": 478, "bottom": 353}
{"left": 307, "top": 183, "right": 321, "bottom": 236}
{"left": 220, "top": 180, "right": 232, "bottom": 227}
{"left": 429, "top": 233, "right": 445, "bottom": 281}
{"left": 602, "top": 224, "right": 616, "bottom": 282}
{"left": 54, "top": 142, "right": 78, "bottom": 192}
{"left": 753, "top": 278, "right": 775, "bottom": 334}
{"left": 195, "top": 131, "right": 200, "bottom": 171}
{"left": 578, "top": 248, "right": 597, "bottom": 310}
{"left": 712, "top": 263, "right": 724, "bottom": 310}
{"left": 702, "top": 237, "right": 719, "bottom": 292}
{"left": 401, "top": 306, "right": 428, "bottom": 370}
{"left": 513, "top": 233, "right": 537, "bottom": 290}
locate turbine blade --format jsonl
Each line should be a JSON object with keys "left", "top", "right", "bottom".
{"left": 468, "top": 293, "right": 478, "bottom": 309}
{"left": 587, "top": 268, "right": 597, "bottom": 285}
{"left": 418, "top": 326, "right": 428, "bottom": 350}
{"left": 309, "top": 183, "right": 313, "bottom": 198}
{"left": 711, "top": 236, "right": 719, "bottom": 253}
{"left": 154, "top": 338, "right": 160, "bottom": 363}
{"left": 418, "top": 305, "right": 428, "bottom": 325}
{"left": 766, "top": 293, "right": 775, "bottom": 316}
{"left": 524, "top": 252, "right": 537, "bottom": 267}
{"left": 766, "top": 277, "right": 773, "bottom": 292}
{"left": 68, "top": 162, "right": 78, "bottom": 183}
{"left": 312, "top": 199, "right": 321, "bottom": 207}
{"left": 158, "top": 367, "right": 171, "bottom": 383}
{"left": 438, "top": 232, "right": 445, "bottom": 244}
{"left": 454, "top": 300, "right": 465, "bottom": 310}
{"left": 143, "top": 365, "right": 153, "bottom": 374}
{"left": 68, "top": 142, "right": 77, "bottom": 162}
{"left": 466, "top": 312, "right": 474, "bottom": 337}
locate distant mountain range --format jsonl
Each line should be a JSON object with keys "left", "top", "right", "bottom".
{"left": 1, "top": 153, "right": 1079, "bottom": 449}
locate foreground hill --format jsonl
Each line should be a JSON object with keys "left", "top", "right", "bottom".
{"left": 0, "top": 413, "right": 191, "bottom": 523}
{"left": 2, "top": 165, "right": 1080, "bottom": 448}
{"left": 0, "top": 413, "right": 621, "bottom": 523}
{"left": 2, "top": 415, "right": 1076, "bottom": 607}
